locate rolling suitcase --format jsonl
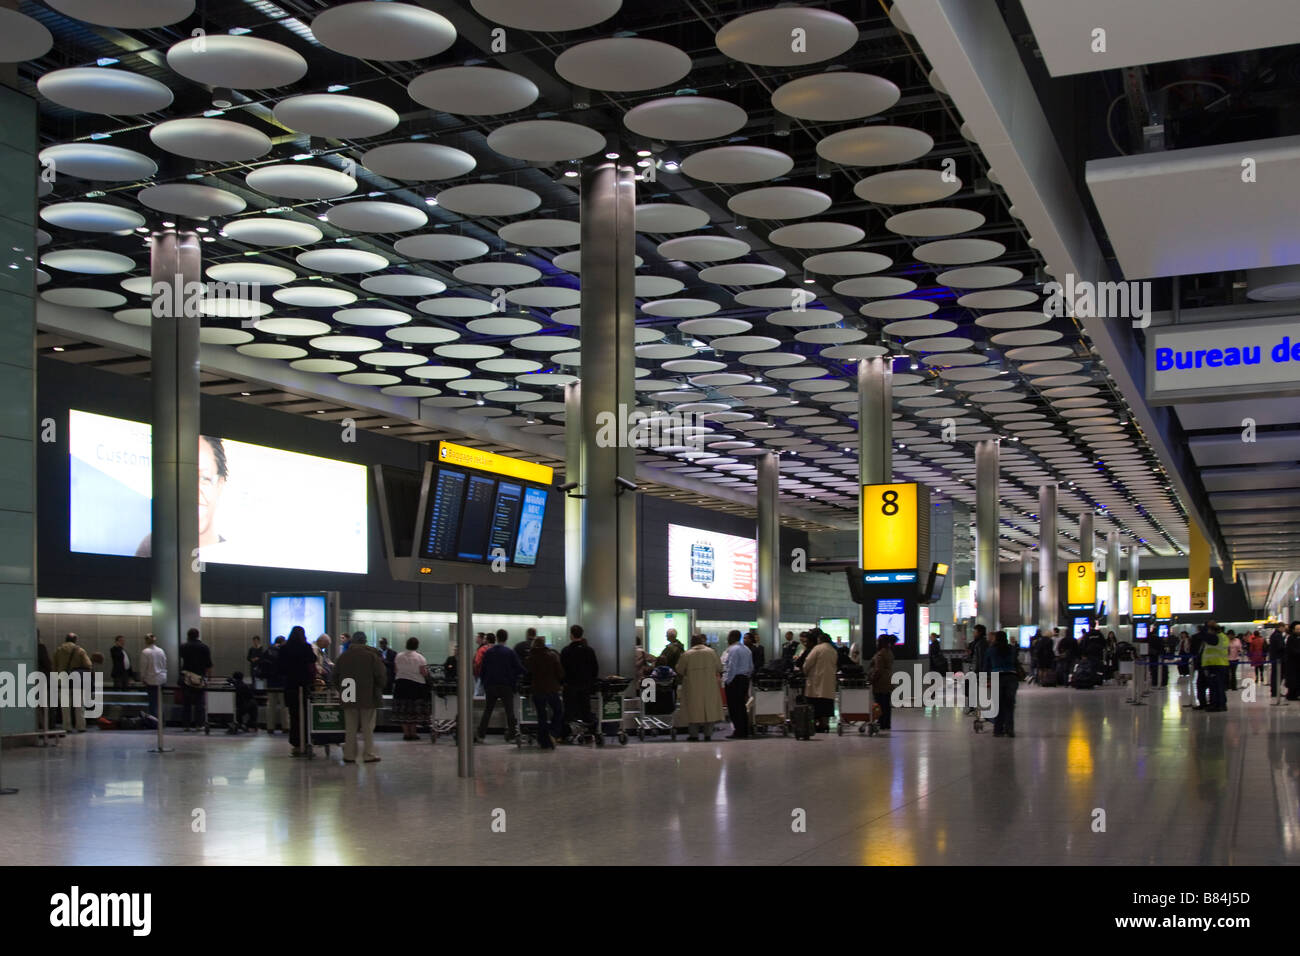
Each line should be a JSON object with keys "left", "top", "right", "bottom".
{"left": 791, "top": 703, "right": 815, "bottom": 740}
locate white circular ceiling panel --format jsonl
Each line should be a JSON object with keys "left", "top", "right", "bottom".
{"left": 452, "top": 263, "right": 540, "bottom": 286}
{"left": 409, "top": 66, "right": 539, "bottom": 115}
{"left": 624, "top": 96, "right": 747, "bottom": 141}
{"left": 697, "top": 263, "right": 785, "bottom": 285}
{"left": 274, "top": 286, "right": 357, "bottom": 308}
{"left": 658, "top": 235, "right": 750, "bottom": 262}
{"left": 498, "top": 218, "right": 580, "bottom": 247}
{"left": 635, "top": 203, "right": 710, "bottom": 233}
{"left": 771, "top": 72, "right": 899, "bottom": 121}
{"left": 804, "top": 251, "right": 891, "bottom": 275}
{"left": 273, "top": 94, "right": 399, "bottom": 139}
{"left": 817, "top": 126, "right": 933, "bottom": 167}
{"left": 166, "top": 35, "right": 306, "bottom": 89}
{"left": 44, "top": 0, "right": 192, "bottom": 27}
{"left": 854, "top": 168, "right": 961, "bottom": 205}
{"left": 487, "top": 120, "right": 605, "bottom": 162}
{"left": 833, "top": 276, "right": 915, "bottom": 297}
{"left": 861, "top": 299, "right": 938, "bottom": 319}
{"left": 39, "top": 143, "right": 156, "bottom": 182}
{"left": 42, "top": 288, "right": 127, "bottom": 308}
{"left": 245, "top": 164, "right": 357, "bottom": 201}
{"left": 311, "top": 2, "right": 456, "bottom": 61}
{"left": 680, "top": 146, "right": 792, "bottom": 184}
{"left": 768, "top": 222, "right": 864, "bottom": 249}
{"left": 206, "top": 262, "right": 296, "bottom": 285}
{"left": 914, "top": 238, "right": 1006, "bottom": 265}
{"left": 40, "top": 202, "right": 145, "bottom": 233}
{"left": 715, "top": 7, "right": 857, "bottom": 66}
{"left": 137, "top": 184, "right": 246, "bottom": 219}
{"left": 151, "top": 118, "right": 271, "bottom": 161}
{"left": 38, "top": 67, "right": 172, "bottom": 114}
{"left": 360, "top": 274, "right": 447, "bottom": 296}
{"left": 436, "top": 183, "right": 538, "bottom": 217}
{"left": 0, "top": 8, "right": 51, "bottom": 61}
{"left": 360, "top": 142, "right": 475, "bottom": 181}
{"left": 327, "top": 201, "right": 427, "bottom": 233}
{"left": 936, "top": 266, "right": 1023, "bottom": 288}
{"left": 885, "top": 207, "right": 986, "bottom": 237}
{"left": 394, "top": 234, "right": 488, "bottom": 261}
{"left": 470, "top": 0, "right": 620, "bottom": 31}
{"left": 556, "top": 38, "right": 691, "bottom": 92}
{"left": 727, "top": 186, "right": 830, "bottom": 220}
{"left": 958, "top": 289, "right": 1039, "bottom": 309}
{"left": 222, "top": 217, "right": 322, "bottom": 247}
{"left": 295, "top": 249, "right": 388, "bottom": 274}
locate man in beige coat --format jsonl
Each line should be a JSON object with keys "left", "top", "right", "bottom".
{"left": 333, "top": 633, "right": 388, "bottom": 763}
{"left": 801, "top": 632, "right": 840, "bottom": 734}
{"left": 677, "top": 635, "right": 723, "bottom": 741}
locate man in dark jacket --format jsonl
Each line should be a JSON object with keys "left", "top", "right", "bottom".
{"left": 559, "top": 624, "right": 599, "bottom": 739}
{"left": 178, "top": 628, "right": 213, "bottom": 731}
{"left": 525, "top": 634, "right": 565, "bottom": 750}
{"left": 280, "top": 628, "right": 319, "bottom": 755}
{"left": 476, "top": 629, "right": 524, "bottom": 742}
{"left": 656, "top": 629, "right": 685, "bottom": 673}
{"left": 376, "top": 638, "right": 396, "bottom": 694}
{"left": 514, "top": 627, "right": 537, "bottom": 668}
{"left": 109, "top": 635, "right": 133, "bottom": 691}
{"left": 1269, "top": 626, "right": 1287, "bottom": 697}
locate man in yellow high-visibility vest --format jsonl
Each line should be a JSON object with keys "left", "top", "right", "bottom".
{"left": 1200, "top": 622, "right": 1229, "bottom": 712}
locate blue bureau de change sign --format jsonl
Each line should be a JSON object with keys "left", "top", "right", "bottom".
{"left": 1147, "top": 315, "right": 1300, "bottom": 404}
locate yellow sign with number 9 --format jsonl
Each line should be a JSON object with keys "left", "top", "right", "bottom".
{"left": 1067, "top": 562, "right": 1096, "bottom": 606}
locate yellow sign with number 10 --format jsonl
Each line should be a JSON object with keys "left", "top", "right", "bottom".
{"left": 1132, "top": 586, "right": 1152, "bottom": 616}
{"left": 860, "top": 482, "right": 929, "bottom": 572}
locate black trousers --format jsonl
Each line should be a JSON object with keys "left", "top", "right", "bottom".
{"left": 562, "top": 685, "right": 594, "bottom": 732}
{"left": 725, "top": 675, "right": 750, "bottom": 737}
{"left": 478, "top": 684, "right": 518, "bottom": 738}
{"left": 286, "top": 685, "right": 307, "bottom": 748}
{"left": 874, "top": 689, "right": 892, "bottom": 730}
{"left": 181, "top": 685, "right": 204, "bottom": 728}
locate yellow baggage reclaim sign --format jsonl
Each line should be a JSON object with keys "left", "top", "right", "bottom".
{"left": 437, "top": 440, "right": 553, "bottom": 485}
{"left": 1067, "top": 562, "right": 1096, "bottom": 610}
{"left": 1132, "top": 586, "right": 1152, "bottom": 616}
{"left": 1155, "top": 595, "right": 1172, "bottom": 620}
{"left": 860, "top": 482, "right": 930, "bottom": 574}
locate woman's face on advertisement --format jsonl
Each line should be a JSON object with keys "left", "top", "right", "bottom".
{"left": 198, "top": 438, "right": 225, "bottom": 542}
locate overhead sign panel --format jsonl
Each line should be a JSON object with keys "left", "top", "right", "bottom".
{"left": 1147, "top": 315, "right": 1300, "bottom": 404}
{"left": 860, "top": 482, "right": 930, "bottom": 573}
{"left": 436, "top": 440, "right": 553, "bottom": 485}
{"left": 1067, "top": 561, "right": 1097, "bottom": 610}
{"left": 1132, "top": 586, "right": 1152, "bottom": 616}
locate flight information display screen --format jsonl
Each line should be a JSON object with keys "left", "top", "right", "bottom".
{"left": 417, "top": 465, "right": 549, "bottom": 566}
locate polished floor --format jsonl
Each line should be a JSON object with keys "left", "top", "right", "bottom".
{"left": 2, "top": 676, "right": 1297, "bottom": 866}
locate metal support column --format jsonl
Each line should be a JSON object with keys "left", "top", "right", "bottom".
{"left": 456, "top": 582, "right": 473, "bottom": 778}
{"left": 857, "top": 357, "right": 893, "bottom": 493}
{"left": 1020, "top": 551, "right": 1035, "bottom": 628}
{"left": 1079, "top": 511, "right": 1095, "bottom": 563}
{"left": 1128, "top": 545, "right": 1141, "bottom": 642}
{"left": 1107, "top": 531, "right": 1121, "bottom": 637}
{"left": 975, "top": 439, "right": 999, "bottom": 631}
{"left": 1038, "top": 485, "right": 1058, "bottom": 634}
{"left": 757, "top": 451, "right": 781, "bottom": 658}
{"left": 150, "top": 230, "right": 201, "bottom": 753}
{"left": 578, "top": 162, "right": 637, "bottom": 677}
{"left": 564, "top": 381, "right": 583, "bottom": 631}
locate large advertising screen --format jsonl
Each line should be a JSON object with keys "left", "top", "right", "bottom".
{"left": 417, "top": 464, "right": 548, "bottom": 567}
{"left": 268, "top": 594, "right": 327, "bottom": 641}
{"left": 667, "top": 524, "right": 756, "bottom": 602}
{"left": 69, "top": 409, "right": 368, "bottom": 574}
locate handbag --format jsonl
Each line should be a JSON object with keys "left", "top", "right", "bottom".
{"left": 181, "top": 670, "right": 205, "bottom": 689}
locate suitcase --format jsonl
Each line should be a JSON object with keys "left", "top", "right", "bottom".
{"left": 1038, "top": 666, "right": 1058, "bottom": 687}
{"left": 791, "top": 703, "right": 815, "bottom": 740}
{"left": 1070, "top": 661, "right": 1099, "bottom": 689}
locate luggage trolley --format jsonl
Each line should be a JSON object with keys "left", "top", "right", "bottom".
{"left": 307, "top": 689, "right": 345, "bottom": 756}
{"left": 836, "top": 677, "right": 879, "bottom": 736}
{"left": 623, "top": 673, "right": 679, "bottom": 741}
{"left": 202, "top": 678, "right": 236, "bottom": 735}
{"left": 430, "top": 679, "right": 457, "bottom": 743}
{"left": 751, "top": 675, "right": 789, "bottom": 735}
{"left": 596, "top": 677, "right": 631, "bottom": 746}
{"left": 515, "top": 681, "right": 539, "bottom": 748}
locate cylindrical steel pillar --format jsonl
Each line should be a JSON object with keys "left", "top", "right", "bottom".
{"left": 456, "top": 583, "right": 473, "bottom": 778}
{"left": 150, "top": 230, "right": 201, "bottom": 688}
{"left": 757, "top": 451, "right": 781, "bottom": 658}
{"left": 1020, "top": 551, "right": 1035, "bottom": 627}
{"left": 1079, "top": 511, "right": 1095, "bottom": 563}
{"left": 975, "top": 439, "right": 999, "bottom": 631}
{"left": 564, "top": 381, "right": 583, "bottom": 631}
{"left": 1038, "top": 485, "right": 1058, "bottom": 634}
{"left": 1107, "top": 531, "right": 1121, "bottom": 636}
{"left": 578, "top": 162, "right": 637, "bottom": 677}
{"left": 1128, "top": 545, "right": 1141, "bottom": 641}
{"left": 857, "top": 357, "right": 893, "bottom": 491}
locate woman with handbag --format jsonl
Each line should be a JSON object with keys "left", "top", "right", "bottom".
{"left": 392, "top": 637, "right": 431, "bottom": 741}
{"left": 868, "top": 634, "right": 896, "bottom": 734}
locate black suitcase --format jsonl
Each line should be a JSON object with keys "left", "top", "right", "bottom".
{"left": 791, "top": 703, "right": 815, "bottom": 740}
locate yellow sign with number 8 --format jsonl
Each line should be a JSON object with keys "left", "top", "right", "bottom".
{"left": 861, "top": 482, "right": 920, "bottom": 571}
